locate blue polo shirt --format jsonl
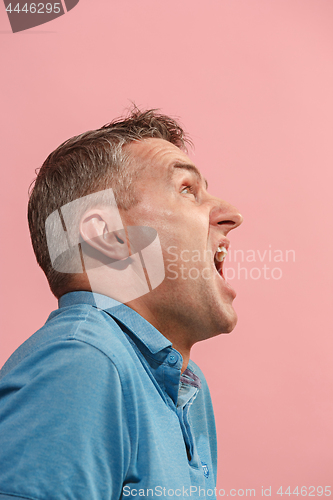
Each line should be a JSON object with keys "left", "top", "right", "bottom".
{"left": 0, "top": 292, "right": 217, "bottom": 500}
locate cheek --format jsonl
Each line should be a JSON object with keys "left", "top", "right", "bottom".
{"left": 160, "top": 225, "right": 208, "bottom": 262}
{"left": 131, "top": 199, "right": 176, "bottom": 226}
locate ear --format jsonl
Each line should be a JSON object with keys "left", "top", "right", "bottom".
{"left": 79, "top": 208, "right": 129, "bottom": 262}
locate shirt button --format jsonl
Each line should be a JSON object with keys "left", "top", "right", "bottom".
{"left": 167, "top": 353, "right": 178, "bottom": 365}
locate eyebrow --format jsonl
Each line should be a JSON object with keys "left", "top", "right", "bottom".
{"left": 170, "top": 162, "right": 208, "bottom": 189}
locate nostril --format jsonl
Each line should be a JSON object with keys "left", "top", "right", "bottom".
{"left": 217, "top": 220, "right": 235, "bottom": 225}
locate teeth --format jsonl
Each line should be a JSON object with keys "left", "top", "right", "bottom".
{"left": 216, "top": 246, "right": 228, "bottom": 262}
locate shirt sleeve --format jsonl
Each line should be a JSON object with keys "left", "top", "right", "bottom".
{"left": 0, "top": 339, "right": 131, "bottom": 500}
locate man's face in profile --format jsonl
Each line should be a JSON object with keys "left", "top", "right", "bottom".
{"left": 121, "top": 138, "right": 243, "bottom": 344}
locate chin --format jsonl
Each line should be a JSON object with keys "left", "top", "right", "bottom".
{"left": 222, "top": 318, "right": 237, "bottom": 333}
{"left": 216, "top": 306, "right": 238, "bottom": 334}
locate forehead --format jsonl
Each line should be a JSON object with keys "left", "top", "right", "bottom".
{"left": 127, "top": 138, "right": 200, "bottom": 180}
{"left": 126, "top": 138, "right": 209, "bottom": 191}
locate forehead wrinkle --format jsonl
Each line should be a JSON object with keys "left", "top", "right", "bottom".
{"left": 170, "top": 162, "right": 208, "bottom": 189}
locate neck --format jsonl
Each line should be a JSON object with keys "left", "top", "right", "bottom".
{"left": 126, "top": 298, "right": 193, "bottom": 374}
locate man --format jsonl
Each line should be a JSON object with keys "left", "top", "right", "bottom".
{"left": 0, "top": 108, "right": 242, "bottom": 499}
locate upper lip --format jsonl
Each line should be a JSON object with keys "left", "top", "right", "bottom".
{"left": 215, "top": 238, "right": 230, "bottom": 253}
{"left": 212, "top": 238, "right": 230, "bottom": 278}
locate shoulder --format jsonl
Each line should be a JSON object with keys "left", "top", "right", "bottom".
{"left": 0, "top": 305, "right": 132, "bottom": 500}
{"left": 0, "top": 303, "right": 133, "bottom": 380}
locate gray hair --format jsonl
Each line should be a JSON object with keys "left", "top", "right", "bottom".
{"left": 28, "top": 107, "right": 190, "bottom": 298}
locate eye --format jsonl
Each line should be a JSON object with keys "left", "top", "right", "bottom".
{"left": 180, "top": 185, "right": 195, "bottom": 196}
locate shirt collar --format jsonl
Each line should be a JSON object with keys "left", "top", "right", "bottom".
{"left": 59, "top": 291, "right": 202, "bottom": 410}
{"left": 58, "top": 291, "right": 172, "bottom": 355}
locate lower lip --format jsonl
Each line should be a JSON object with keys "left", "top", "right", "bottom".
{"left": 216, "top": 267, "right": 237, "bottom": 298}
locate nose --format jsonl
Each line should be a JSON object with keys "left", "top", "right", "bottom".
{"left": 209, "top": 198, "right": 243, "bottom": 234}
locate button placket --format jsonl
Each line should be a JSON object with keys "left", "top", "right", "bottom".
{"left": 167, "top": 352, "right": 178, "bottom": 365}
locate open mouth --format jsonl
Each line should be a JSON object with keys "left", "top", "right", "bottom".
{"left": 214, "top": 245, "right": 228, "bottom": 280}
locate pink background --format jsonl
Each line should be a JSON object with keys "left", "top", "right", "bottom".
{"left": 1, "top": 0, "right": 332, "bottom": 494}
